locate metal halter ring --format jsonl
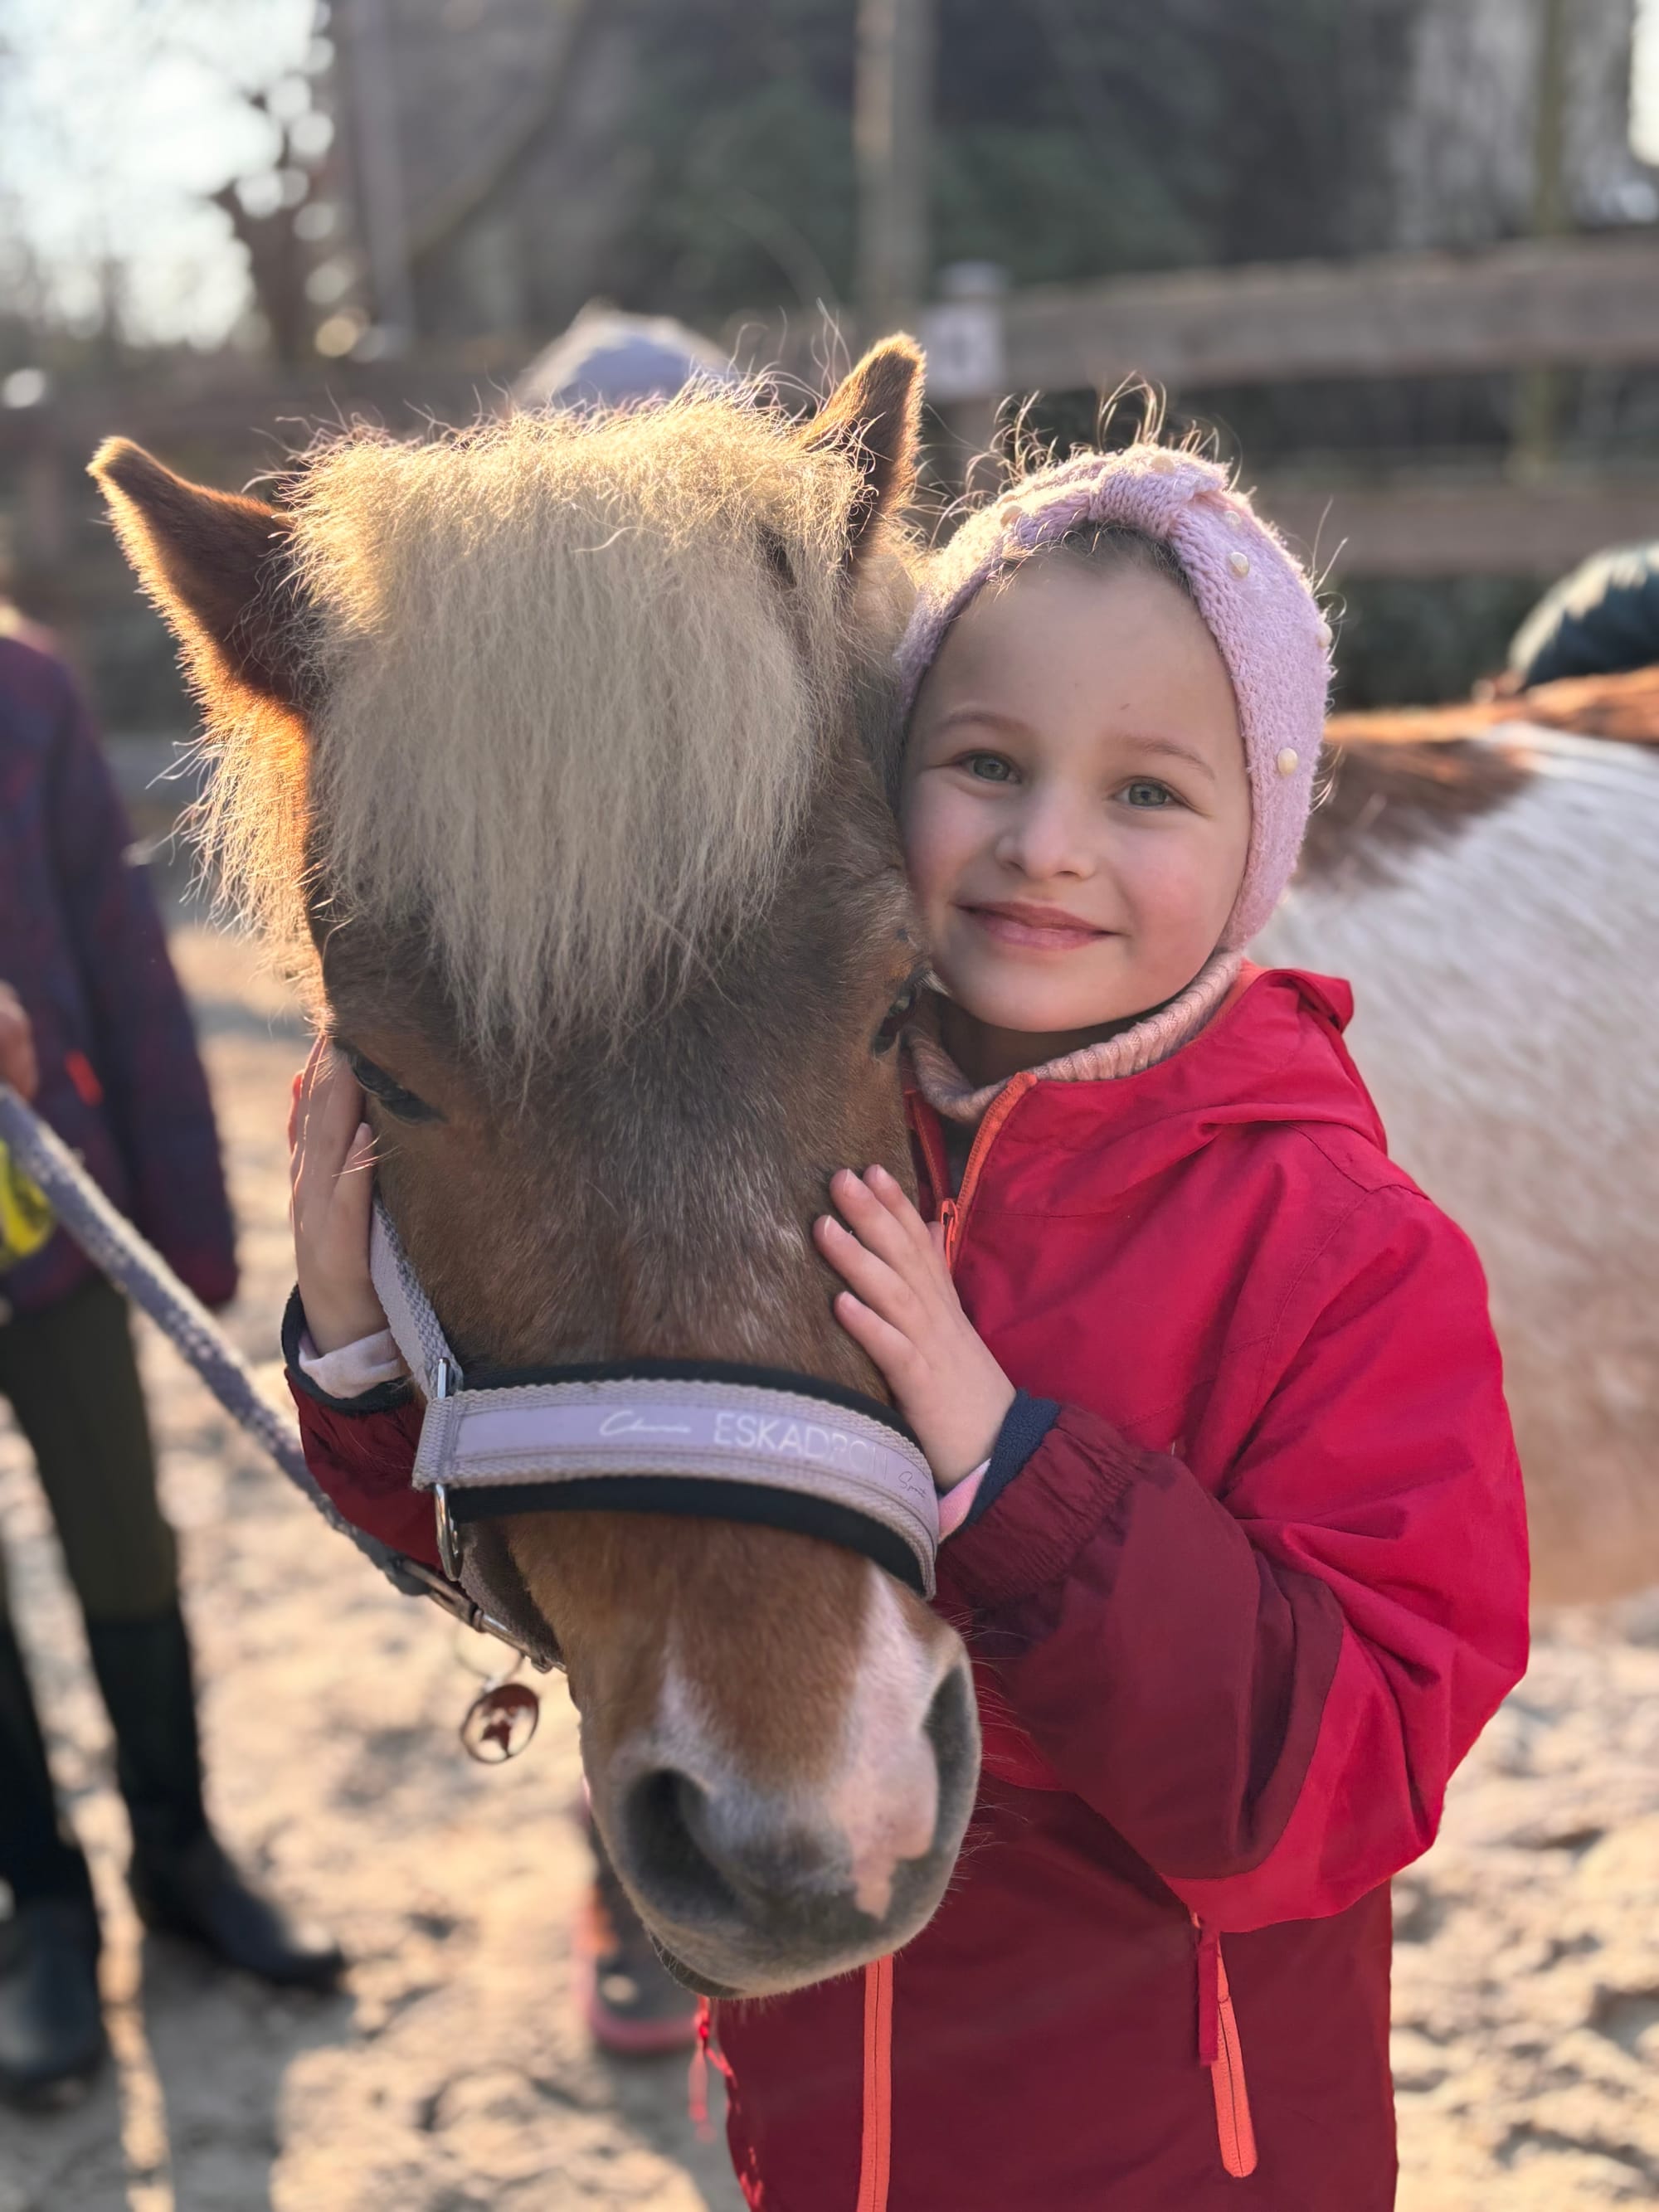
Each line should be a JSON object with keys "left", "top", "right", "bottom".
{"left": 432, "top": 1358, "right": 462, "bottom": 1579}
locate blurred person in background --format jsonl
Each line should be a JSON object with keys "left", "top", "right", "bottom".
{"left": 0, "top": 629, "right": 343, "bottom": 2112}
{"left": 1501, "top": 539, "right": 1659, "bottom": 691}
{"left": 511, "top": 300, "right": 739, "bottom": 416}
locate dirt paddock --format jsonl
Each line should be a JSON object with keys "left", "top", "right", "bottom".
{"left": 2, "top": 916, "right": 1655, "bottom": 2211}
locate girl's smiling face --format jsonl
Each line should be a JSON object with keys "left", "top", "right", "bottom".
{"left": 900, "top": 553, "right": 1251, "bottom": 1087}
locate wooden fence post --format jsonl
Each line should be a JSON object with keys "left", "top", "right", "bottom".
{"left": 921, "top": 261, "right": 1010, "bottom": 495}
{"left": 1513, "top": 0, "right": 1572, "bottom": 476}
{"left": 854, "top": 0, "right": 936, "bottom": 337}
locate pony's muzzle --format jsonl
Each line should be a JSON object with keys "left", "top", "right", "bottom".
{"left": 605, "top": 1647, "right": 979, "bottom": 1996}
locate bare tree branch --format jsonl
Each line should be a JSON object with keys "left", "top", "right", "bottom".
{"left": 405, "top": 0, "right": 601, "bottom": 270}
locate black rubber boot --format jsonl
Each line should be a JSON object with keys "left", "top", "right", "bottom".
{"left": 129, "top": 1831, "right": 345, "bottom": 1991}
{"left": 84, "top": 1605, "right": 207, "bottom": 1854}
{"left": 0, "top": 1897, "right": 105, "bottom": 2107}
{"left": 85, "top": 1607, "right": 345, "bottom": 1991}
{"left": 0, "top": 1613, "right": 95, "bottom": 1910}
{"left": 0, "top": 1616, "right": 105, "bottom": 2105}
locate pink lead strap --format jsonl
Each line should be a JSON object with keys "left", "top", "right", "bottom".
{"left": 856, "top": 1955, "right": 894, "bottom": 2212}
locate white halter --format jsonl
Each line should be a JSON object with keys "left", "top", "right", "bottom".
{"left": 367, "top": 1201, "right": 941, "bottom": 1646}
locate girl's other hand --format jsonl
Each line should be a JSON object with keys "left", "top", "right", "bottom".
{"left": 815, "top": 1164, "right": 1014, "bottom": 1490}
{"left": 289, "top": 1037, "right": 387, "bottom": 1354}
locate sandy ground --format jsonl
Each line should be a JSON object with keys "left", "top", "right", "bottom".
{"left": 2, "top": 912, "right": 1656, "bottom": 2211}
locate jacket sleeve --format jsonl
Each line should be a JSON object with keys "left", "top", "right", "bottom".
{"left": 44, "top": 664, "right": 237, "bottom": 1307}
{"left": 282, "top": 1289, "right": 437, "bottom": 1569}
{"left": 936, "top": 1187, "right": 1530, "bottom": 1930}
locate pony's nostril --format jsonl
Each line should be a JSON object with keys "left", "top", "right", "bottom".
{"left": 620, "top": 1769, "right": 740, "bottom": 1923}
{"left": 925, "top": 1660, "right": 974, "bottom": 1765}
{"left": 924, "top": 1660, "right": 980, "bottom": 1845}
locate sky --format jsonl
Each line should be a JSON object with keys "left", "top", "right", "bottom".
{"left": 5, "top": 0, "right": 1659, "bottom": 355}
{"left": 1635, "top": 0, "right": 1659, "bottom": 163}
{"left": 0, "top": 0, "right": 321, "bottom": 348}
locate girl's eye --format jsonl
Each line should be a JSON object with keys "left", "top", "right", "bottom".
{"left": 963, "top": 752, "right": 1018, "bottom": 784}
{"left": 1120, "top": 778, "right": 1180, "bottom": 809}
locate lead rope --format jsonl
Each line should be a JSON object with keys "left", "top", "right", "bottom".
{"left": 0, "top": 1085, "right": 423, "bottom": 1587}
{"left": 0, "top": 1085, "right": 541, "bottom": 1680}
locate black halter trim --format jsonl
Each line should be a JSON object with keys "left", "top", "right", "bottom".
{"left": 445, "top": 1474, "right": 928, "bottom": 1597}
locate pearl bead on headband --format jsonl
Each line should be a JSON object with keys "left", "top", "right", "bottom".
{"left": 895, "top": 445, "right": 1333, "bottom": 948}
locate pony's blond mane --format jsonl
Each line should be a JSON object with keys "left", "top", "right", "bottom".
{"left": 202, "top": 391, "right": 879, "bottom": 1041}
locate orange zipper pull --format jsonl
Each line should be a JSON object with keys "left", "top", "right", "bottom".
{"left": 937, "top": 1198, "right": 961, "bottom": 1268}
{"left": 1192, "top": 1915, "right": 1256, "bottom": 2178}
{"left": 687, "top": 2000, "right": 712, "bottom": 2139}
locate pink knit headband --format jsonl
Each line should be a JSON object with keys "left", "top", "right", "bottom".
{"left": 895, "top": 445, "right": 1332, "bottom": 947}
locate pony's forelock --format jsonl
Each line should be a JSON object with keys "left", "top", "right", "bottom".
{"left": 195, "top": 388, "right": 898, "bottom": 1049}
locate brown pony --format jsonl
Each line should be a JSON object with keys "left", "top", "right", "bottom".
{"left": 1262, "top": 682, "right": 1659, "bottom": 1605}
{"left": 91, "top": 343, "right": 980, "bottom": 1998}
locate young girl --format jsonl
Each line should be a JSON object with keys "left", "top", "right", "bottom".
{"left": 287, "top": 445, "right": 1528, "bottom": 2209}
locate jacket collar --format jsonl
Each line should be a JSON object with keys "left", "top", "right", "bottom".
{"left": 907, "top": 948, "right": 1243, "bottom": 1127}
{"left": 905, "top": 964, "right": 1383, "bottom": 1213}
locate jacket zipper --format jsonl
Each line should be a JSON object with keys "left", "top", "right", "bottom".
{"left": 844, "top": 1073, "right": 1036, "bottom": 2210}
{"left": 1194, "top": 1915, "right": 1258, "bottom": 2178}
{"left": 930, "top": 1077, "right": 1258, "bottom": 2185}
{"left": 935, "top": 1070, "right": 1039, "bottom": 1271}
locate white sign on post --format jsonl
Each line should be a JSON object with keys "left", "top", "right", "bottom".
{"left": 919, "top": 299, "right": 1007, "bottom": 403}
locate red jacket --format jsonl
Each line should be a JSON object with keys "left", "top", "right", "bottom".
{"left": 288, "top": 966, "right": 1528, "bottom": 2211}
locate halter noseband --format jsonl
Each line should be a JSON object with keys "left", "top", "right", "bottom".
{"left": 368, "top": 1201, "right": 940, "bottom": 1665}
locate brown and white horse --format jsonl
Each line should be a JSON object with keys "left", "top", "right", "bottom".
{"left": 1260, "top": 668, "right": 1659, "bottom": 1606}
{"left": 90, "top": 340, "right": 1657, "bottom": 2019}
{"left": 90, "top": 343, "right": 981, "bottom": 1999}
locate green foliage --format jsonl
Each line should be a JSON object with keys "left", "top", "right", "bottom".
{"left": 1328, "top": 578, "right": 1545, "bottom": 710}
{"left": 932, "top": 122, "right": 1206, "bottom": 284}
{"left": 931, "top": 0, "right": 1217, "bottom": 280}
{"left": 611, "top": 0, "right": 1408, "bottom": 321}
{"left": 614, "top": 0, "right": 859, "bottom": 316}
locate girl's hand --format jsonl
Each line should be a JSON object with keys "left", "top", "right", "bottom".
{"left": 0, "top": 982, "right": 38, "bottom": 1101}
{"left": 815, "top": 1164, "right": 1014, "bottom": 1489}
{"left": 289, "top": 1037, "right": 387, "bottom": 1354}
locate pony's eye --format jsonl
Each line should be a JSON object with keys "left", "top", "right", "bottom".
{"left": 757, "top": 527, "right": 795, "bottom": 590}
{"left": 872, "top": 973, "right": 927, "bottom": 1056}
{"left": 338, "top": 1043, "right": 440, "bottom": 1124}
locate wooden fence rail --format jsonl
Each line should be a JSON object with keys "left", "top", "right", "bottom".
{"left": 1001, "top": 232, "right": 1659, "bottom": 395}
{"left": 1253, "top": 472, "right": 1659, "bottom": 579}
{"left": 726, "top": 230, "right": 1659, "bottom": 397}
{"left": 8, "top": 231, "right": 1659, "bottom": 586}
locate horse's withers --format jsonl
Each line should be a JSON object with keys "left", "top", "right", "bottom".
{"left": 90, "top": 342, "right": 981, "bottom": 1995}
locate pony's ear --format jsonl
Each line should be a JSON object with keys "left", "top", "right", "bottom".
{"left": 90, "top": 439, "right": 310, "bottom": 714}
{"left": 802, "top": 337, "right": 924, "bottom": 562}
